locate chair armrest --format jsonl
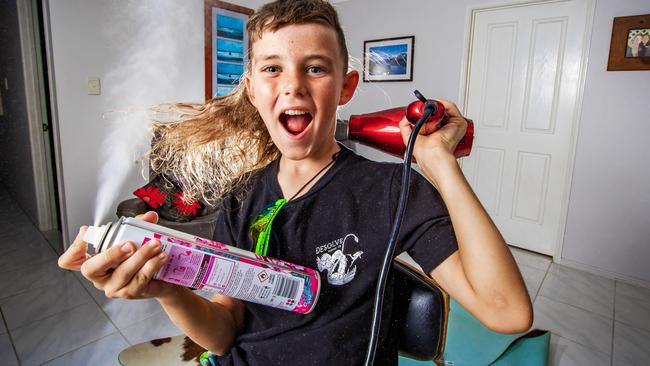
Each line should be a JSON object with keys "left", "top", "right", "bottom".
{"left": 116, "top": 198, "right": 147, "bottom": 218}
{"left": 116, "top": 199, "right": 218, "bottom": 239}
{"left": 157, "top": 212, "right": 218, "bottom": 240}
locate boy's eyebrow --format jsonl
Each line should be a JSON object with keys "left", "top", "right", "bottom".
{"left": 305, "top": 54, "right": 336, "bottom": 65}
{"left": 255, "top": 54, "right": 281, "bottom": 62}
{"left": 254, "top": 53, "right": 336, "bottom": 65}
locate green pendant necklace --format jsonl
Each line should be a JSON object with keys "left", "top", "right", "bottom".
{"left": 250, "top": 151, "right": 341, "bottom": 256}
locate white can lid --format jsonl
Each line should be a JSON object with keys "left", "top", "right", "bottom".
{"left": 83, "top": 224, "right": 109, "bottom": 252}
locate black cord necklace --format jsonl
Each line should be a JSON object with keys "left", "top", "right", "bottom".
{"left": 251, "top": 149, "right": 341, "bottom": 256}
{"left": 286, "top": 150, "right": 341, "bottom": 201}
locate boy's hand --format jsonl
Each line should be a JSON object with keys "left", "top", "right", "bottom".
{"left": 58, "top": 211, "right": 159, "bottom": 272}
{"left": 57, "top": 225, "right": 91, "bottom": 271}
{"left": 398, "top": 99, "right": 468, "bottom": 161}
{"left": 80, "top": 238, "right": 172, "bottom": 299}
{"left": 58, "top": 211, "right": 172, "bottom": 299}
{"left": 398, "top": 100, "right": 468, "bottom": 188}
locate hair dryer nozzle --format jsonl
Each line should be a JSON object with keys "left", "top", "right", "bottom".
{"left": 335, "top": 119, "right": 349, "bottom": 141}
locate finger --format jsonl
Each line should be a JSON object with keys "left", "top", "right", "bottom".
{"left": 435, "top": 100, "right": 467, "bottom": 136}
{"left": 80, "top": 241, "right": 136, "bottom": 280}
{"left": 127, "top": 250, "right": 170, "bottom": 299}
{"left": 135, "top": 211, "right": 159, "bottom": 224}
{"left": 58, "top": 226, "right": 90, "bottom": 271}
{"left": 398, "top": 117, "right": 413, "bottom": 146}
{"left": 105, "top": 239, "right": 164, "bottom": 293}
{"left": 437, "top": 99, "right": 463, "bottom": 118}
{"left": 440, "top": 115, "right": 467, "bottom": 141}
{"left": 421, "top": 118, "right": 441, "bottom": 135}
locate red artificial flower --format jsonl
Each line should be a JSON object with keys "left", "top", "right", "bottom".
{"left": 173, "top": 192, "right": 202, "bottom": 217}
{"left": 133, "top": 186, "right": 167, "bottom": 209}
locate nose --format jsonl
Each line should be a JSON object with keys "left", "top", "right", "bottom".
{"left": 282, "top": 68, "right": 307, "bottom": 97}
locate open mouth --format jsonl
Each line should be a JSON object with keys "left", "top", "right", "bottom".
{"left": 280, "top": 110, "right": 313, "bottom": 136}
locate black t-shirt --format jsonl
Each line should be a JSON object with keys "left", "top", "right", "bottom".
{"left": 213, "top": 145, "right": 457, "bottom": 366}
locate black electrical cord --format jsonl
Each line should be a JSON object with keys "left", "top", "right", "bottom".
{"left": 363, "top": 90, "right": 438, "bottom": 366}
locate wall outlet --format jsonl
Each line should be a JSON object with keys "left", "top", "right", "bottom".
{"left": 86, "top": 77, "right": 101, "bottom": 95}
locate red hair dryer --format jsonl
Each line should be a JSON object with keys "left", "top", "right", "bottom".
{"left": 336, "top": 97, "right": 474, "bottom": 158}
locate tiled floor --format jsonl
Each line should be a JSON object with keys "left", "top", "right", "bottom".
{"left": 1, "top": 187, "right": 649, "bottom": 365}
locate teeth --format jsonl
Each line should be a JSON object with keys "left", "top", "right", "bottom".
{"left": 284, "top": 110, "right": 308, "bottom": 116}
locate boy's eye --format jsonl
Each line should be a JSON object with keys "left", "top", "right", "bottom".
{"left": 262, "top": 66, "right": 279, "bottom": 73}
{"left": 306, "top": 66, "right": 325, "bottom": 74}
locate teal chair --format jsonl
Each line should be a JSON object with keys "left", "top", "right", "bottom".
{"left": 394, "top": 260, "right": 549, "bottom": 366}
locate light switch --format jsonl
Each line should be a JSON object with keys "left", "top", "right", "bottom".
{"left": 87, "top": 77, "right": 101, "bottom": 95}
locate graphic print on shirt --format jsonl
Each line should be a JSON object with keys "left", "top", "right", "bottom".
{"left": 315, "top": 233, "right": 363, "bottom": 286}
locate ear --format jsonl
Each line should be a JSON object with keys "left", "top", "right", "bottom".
{"left": 244, "top": 72, "right": 256, "bottom": 106}
{"left": 338, "top": 70, "right": 359, "bottom": 106}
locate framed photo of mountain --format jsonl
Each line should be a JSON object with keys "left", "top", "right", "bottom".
{"left": 205, "top": 0, "right": 254, "bottom": 100}
{"left": 363, "top": 36, "right": 415, "bottom": 82}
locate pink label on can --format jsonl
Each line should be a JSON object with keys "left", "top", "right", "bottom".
{"left": 157, "top": 246, "right": 207, "bottom": 288}
{"left": 293, "top": 273, "right": 320, "bottom": 314}
{"left": 195, "top": 237, "right": 230, "bottom": 250}
{"left": 141, "top": 229, "right": 319, "bottom": 313}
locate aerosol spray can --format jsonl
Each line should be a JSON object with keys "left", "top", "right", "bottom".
{"left": 84, "top": 217, "right": 320, "bottom": 314}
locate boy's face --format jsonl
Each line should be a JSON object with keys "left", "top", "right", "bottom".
{"left": 245, "top": 23, "right": 358, "bottom": 162}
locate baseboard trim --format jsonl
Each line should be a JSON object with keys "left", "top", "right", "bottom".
{"left": 556, "top": 257, "right": 650, "bottom": 290}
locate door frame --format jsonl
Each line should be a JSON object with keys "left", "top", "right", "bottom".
{"left": 16, "top": 0, "right": 69, "bottom": 245}
{"left": 457, "top": 0, "right": 595, "bottom": 261}
{"left": 16, "top": 0, "right": 54, "bottom": 231}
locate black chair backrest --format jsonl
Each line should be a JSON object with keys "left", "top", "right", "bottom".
{"left": 392, "top": 258, "right": 449, "bottom": 361}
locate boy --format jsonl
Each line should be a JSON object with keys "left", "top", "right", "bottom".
{"left": 59, "top": 0, "right": 532, "bottom": 364}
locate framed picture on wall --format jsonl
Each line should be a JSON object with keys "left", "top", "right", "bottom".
{"left": 607, "top": 14, "right": 650, "bottom": 71}
{"left": 363, "top": 36, "right": 415, "bottom": 82}
{"left": 204, "top": 0, "right": 254, "bottom": 100}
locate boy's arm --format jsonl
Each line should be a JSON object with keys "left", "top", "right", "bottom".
{"left": 156, "top": 288, "right": 244, "bottom": 355}
{"left": 399, "top": 103, "right": 532, "bottom": 334}
{"left": 426, "top": 153, "right": 532, "bottom": 333}
{"left": 58, "top": 212, "right": 244, "bottom": 353}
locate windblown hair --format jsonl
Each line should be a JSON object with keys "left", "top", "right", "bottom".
{"left": 150, "top": 0, "right": 347, "bottom": 206}
{"left": 150, "top": 82, "right": 276, "bottom": 207}
{"left": 247, "top": 0, "right": 349, "bottom": 73}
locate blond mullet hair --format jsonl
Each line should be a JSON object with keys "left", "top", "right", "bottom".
{"left": 150, "top": 0, "right": 347, "bottom": 206}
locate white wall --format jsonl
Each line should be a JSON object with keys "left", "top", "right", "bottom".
{"left": 337, "top": 0, "right": 473, "bottom": 117}
{"left": 560, "top": 0, "right": 650, "bottom": 285}
{"left": 335, "top": 0, "right": 486, "bottom": 164}
{"left": 48, "top": 0, "right": 264, "bottom": 242}
{"left": 336, "top": 0, "right": 650, "bottom": 285}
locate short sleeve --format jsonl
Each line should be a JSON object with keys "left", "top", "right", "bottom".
{"left": 390, "top": 166, "right": 458, "bottom": 274}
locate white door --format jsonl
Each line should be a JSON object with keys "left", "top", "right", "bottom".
{"left": 461, "top": 0, "right": 592, "bottom": 255}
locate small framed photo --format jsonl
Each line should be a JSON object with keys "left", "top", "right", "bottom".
{"left": 204, "top": 0, "right": 254, "bottom": 100}
{"left": 363, "top": 36, "right": 415, "bottom": 82}
{"left": 607, "top": 14, "right": 650, "bottom": 71}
